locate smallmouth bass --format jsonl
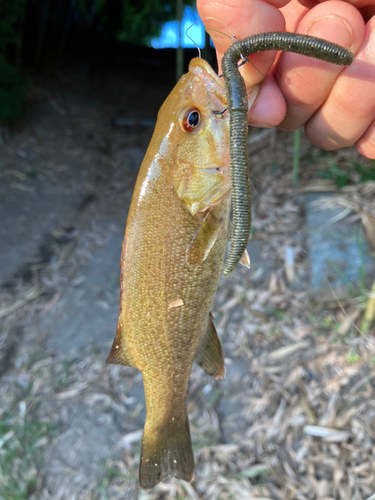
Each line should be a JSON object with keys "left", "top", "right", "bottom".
{"left": 107, "top": 32, "right": 355, "bottom": 491}
{"left": 107, "top": 58, "right": 238, "bottom": 489}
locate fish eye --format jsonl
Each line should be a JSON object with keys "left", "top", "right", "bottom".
{"left": 182, "top": 108, "right": 201, "bottom": 132}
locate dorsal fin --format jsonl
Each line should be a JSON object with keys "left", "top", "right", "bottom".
{"left": 194, "top": 313, "right": 225, "bottom": 379}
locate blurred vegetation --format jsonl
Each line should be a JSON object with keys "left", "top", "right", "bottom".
{"left": 0, "top": 58, "right": 28, "bottom": 124}
{"left": 0, "top": 0, "right": 196, "bottom": 124}
{"left": 0, "top": 407, "right": 54, "bottom": 500}
{"left": 118, "top": 0, "right": 188, "bottom": 46}
{"left": 82, "top": 0, "right": 194, "bottom": 45}
{"left": 0, "top": 0, "right": 28, "bottom": 124}
{"left": 319, "top": 158, "right": 375, "bottom": 188}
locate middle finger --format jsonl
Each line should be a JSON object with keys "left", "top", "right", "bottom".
{"left": 276, "top": 0, "right": 365, "bottom": 130}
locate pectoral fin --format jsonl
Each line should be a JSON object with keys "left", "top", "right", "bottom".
{"left": 227, "top": 223, "right": 250, "bottom": 269}
{"left": 186, "top": 210, "right": 221, "bottom": 270}
{"left": 174, "top": 163, "right": 230, "bottom": 215}
{"left": 194, "top": 313, "right": 225, "bottom": 379}
{"left": 239, "top": 248, "right": 250, "bottom": 269}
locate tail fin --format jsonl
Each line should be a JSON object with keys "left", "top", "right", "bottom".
{"left": 139, "top": 409, "right": 194, "bottom": 490}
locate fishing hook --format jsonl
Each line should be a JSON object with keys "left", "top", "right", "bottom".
{"left": 218, "top": 58, "right": 249, "bottom": 79}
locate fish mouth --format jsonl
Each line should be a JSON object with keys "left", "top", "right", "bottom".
{"left": 189, "top": 58, "right": 224, "bottom": 87}
{"left": 188, "top": 58, "right": 227, "bottom": 105}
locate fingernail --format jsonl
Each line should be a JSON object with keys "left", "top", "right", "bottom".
{"left": 307, "top": 16, "right": 353, "bottom": 49}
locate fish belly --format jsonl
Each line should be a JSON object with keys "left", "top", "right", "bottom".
{"left": 116, "top": 174, "right": 229, "bottom": 488}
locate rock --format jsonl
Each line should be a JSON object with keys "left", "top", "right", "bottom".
{"left": 305, "top": 193, "right": 375, "bottom": 298}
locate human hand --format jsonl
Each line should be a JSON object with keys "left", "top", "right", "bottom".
{"left": 197, "top": 0, "right": 375, "bottom": 159}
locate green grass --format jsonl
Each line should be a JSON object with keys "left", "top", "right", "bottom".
{"left": 0, "top": 408, "right": 54, "bottom": 500}
{"left": 207, "top": 388, "right": 222, "bottom": 408}
{"left": 264, "top": 307, "right": 287, "bottom": 321}
{"left": 192, "top": 427, "right": 220, "bottom": 452}
{"left": 233, "top": 464, "right": 270, "bottom": 481}
{"left": 319, "top": 158, "right": 375, "bottom": 188}
{"left": 97, "top": 461, "right": 138, "bottom": 499}
{"left": 346, "top": 350, "right": 361, "bottom": 364}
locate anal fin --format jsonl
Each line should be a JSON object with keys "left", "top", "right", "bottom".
{"left": 106, "top": 327, "right": 136, "bottom": 368}
{"left": 194, "top": 313, "right": 225, "bottom": 379}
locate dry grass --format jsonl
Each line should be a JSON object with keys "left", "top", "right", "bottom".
{"left": 1, "top": 122, "right": 375, "bottom": 500}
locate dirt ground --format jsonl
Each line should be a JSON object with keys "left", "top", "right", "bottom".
{"left": 1, "top": 60, "right": 375, "bottom": 500}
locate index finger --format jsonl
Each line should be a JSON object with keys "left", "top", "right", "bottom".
{"left": 197, "top": 0, "right": 286, "bottom": 88}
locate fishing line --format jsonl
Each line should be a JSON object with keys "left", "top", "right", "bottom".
{"left": 186, "top": 19, "right": 263, "bottom": 80}
{"left": 199, "top": 16, "right": 236, "bottom": 40}
{"left": 202, "top": 21, "right": 266, "bottom": 79}
{"left": 185, "top": 16, "right": 236, "bottom": 59}
{"left": 185, "top": 19, "right": 202, "bottom": 58}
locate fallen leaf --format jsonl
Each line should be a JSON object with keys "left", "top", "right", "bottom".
{"left": 338, "top": 307, "right": 360, "bottom": 335}
{"left": 303, "top": 425, "right": 350, "bottom": 442}
{"left": 56, "top": 382, "right": 88, "bottom": 399}
{"left": 268, "top": 341, "right": 309, "bottom": 360}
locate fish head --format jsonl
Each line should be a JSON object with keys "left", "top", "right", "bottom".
{"left": 157, "top": 58, "right": 229, "bottom": 172}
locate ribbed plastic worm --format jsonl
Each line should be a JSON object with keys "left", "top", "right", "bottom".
{"left": 221, "top": 32, "right": 355, "bottom": 276}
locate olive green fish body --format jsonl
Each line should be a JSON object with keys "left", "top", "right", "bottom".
{"left": 107, "top": 58, "right": 230, "bottom": 489}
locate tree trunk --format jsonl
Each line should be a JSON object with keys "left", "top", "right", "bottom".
{"left": 175, "top": 0, "right": 184, "bottom": 81}
{"left": 35, "top": 0, "right": 52, "bottom": 68}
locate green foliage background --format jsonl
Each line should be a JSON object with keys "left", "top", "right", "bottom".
{"left": 70, "top": 0, "right": 195, "bottom": 46}
{"left": 0, "top": 0, "right": 195, "bottom": 124}
{"left": 89, "top": 0, "right": 194, "bottom": 46}
{"left": 0, "top": 0, "right": 28, "bottom": 124}
{"left": 117, "top": 0, "right": 180, "bottom": 45}
{"left": 0, "top": 58, "right": 28, "bottom": 124}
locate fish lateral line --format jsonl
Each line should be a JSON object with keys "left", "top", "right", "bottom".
{"left": 221, "top": 31, "right": 355, "bottom": 276}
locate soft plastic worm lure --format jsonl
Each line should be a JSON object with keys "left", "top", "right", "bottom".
{"left": 221, "top": 32, "right": 354, "bottom": 276}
